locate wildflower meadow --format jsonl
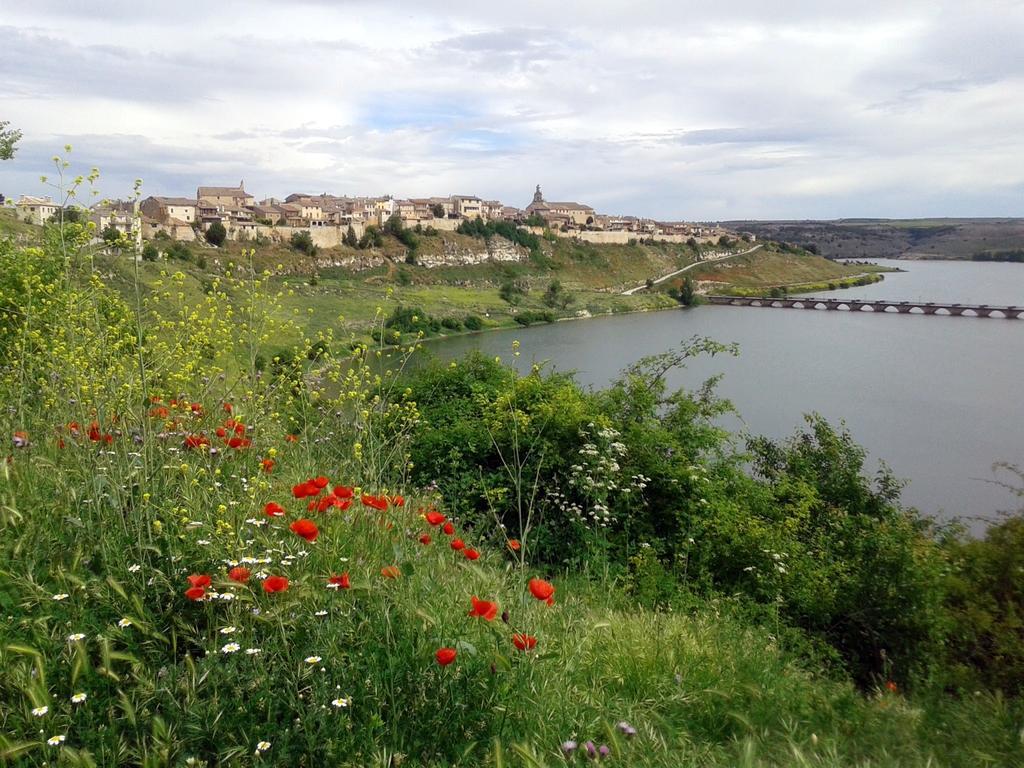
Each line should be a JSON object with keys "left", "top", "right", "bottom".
{"left": 1, "top": 159, "right": 1022, "bottom": 766}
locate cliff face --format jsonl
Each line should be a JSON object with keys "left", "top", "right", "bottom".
{"left": 417, "top": 235, "right": 528, "bottom": 268}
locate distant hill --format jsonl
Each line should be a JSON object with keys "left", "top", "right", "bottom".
{"left": 722, "top": 218, "right": 1024, "bottom": 260}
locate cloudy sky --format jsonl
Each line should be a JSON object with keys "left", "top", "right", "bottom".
{"left": 1, "top": 0, "right": 1022, "bottom": 219}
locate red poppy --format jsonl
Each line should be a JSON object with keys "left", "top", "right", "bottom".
{"left": 442, "top": 521, "right": 455, "bottom": 536}
{"left": 464, "top": 548, "right": 480, "bottom": 561}
{"left": 381, "top": 565, "right": 400, "bottom": 580}
{"left": 227, "top": 437, "right": 251, "bottom": 449}
{"left": 885, "top": 680, "right": 898, "bottom": 693}
{"left": 425, "top": 510, "right": 446, "bottom": 526}
{"left": 507, "top": 539, "right": 521, "bottom": 551}
{"left": 263, "top": 575, "right": 289, "bottom": 593}
{"left": 223, "top": 403, "right": 233, "bottom": 413}
{"left": 292, "top": 480, "right": 321, "bottom": 499}
{"left": 184, "top": 434, "right": 210, "bottom": 450}
{"left": 184, "top": 586, "right": 206, "bottom": 600}
{"left": 468, "top": 595, "right": 499, "bottom": 621}
{"left": 190, "top": 402, "right": 202, "bottom": 414}
{"left": 12, "top": 430, "right": 29, "bottom": 448}
{"left": 361, "top": 493, "right": 388, "bottom": 511}
{"left": 261, "top": 458, "right": 275, "bottom": 474}
{"left": 290, "top": 518, "right": 319, "bottom": 542}
{"left": 390, "top": 495, "right": 405, "bottom": 507}
{"left": 435, "top": 647, "right": 457, "bottom": 666}
{"left": 187, "top": 574, "right": 211, "bottom": 589}
{"left": 512, "top": 633, "right": 537, "bottom": 651}
{"left": 528, "top": 578, "right": 555, "bottom": 601}
{"left": 215, "top": 426, "right": 227, "bottom": 439}
{"left": 419, "top": 533, "right": 432, "bottom": 545}
{"left": 450, "top": 538, "right": 465, "bottom": 551}
{"left": 264, "top": 502, "right": 286, "bottom": 517}
{"left": 328, "top": 572, "right": 351, "bottom": 589}
{"left": 149, "top": 406, "right": 169, "bottom": 419}
{"left": 285, "top": 434, "right": 298, "bottom": 443}
{"left": 312, "top": 475, "right": 328, "bottom": 488}
{"left": 88, "top": 422, "right": 102, "bottom": 442}
{"left": 545, "top": 596, "right": 555, "bottom": 606}
{"left": 333, "top": 485, "right": 354, "bottom": 499}
{"left": 316, "top": 493, "right": 352, "bottom": 512}
{"left": 67, "top": 422, "right": 81, "bottom": 435}
{"left": 233, "top": 422, "right": 246, "bottom": 436}
{"left": 228, "top": 566, "right": 251, "bottom": 583}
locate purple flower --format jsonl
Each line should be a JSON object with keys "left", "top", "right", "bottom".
{"left": 599, "top": 745, "right": 610, "bottom": 758}
{"left": 616, "top": 721, "right": 637, "bottom": 737}
{"left": 561, "top": 740, "right": 578, "bottom": 755}
{"left": 584, "top": 741, "right": 597, "bottom": 759}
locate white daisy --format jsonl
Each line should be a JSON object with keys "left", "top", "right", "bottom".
{"left": 127, "top": 564, "right": 142, "bottom": 573}
{"left": 46, "top": 735, "right": 66, "bottom": 746}
{"left": 304, "top": 655, "right": 322, "bottom": 664}
{"left": 117, "top": 618, "right": 133, "bottom": 628}
{"left": 255, "top": 741, "right": 271, "bottom": 753}
{"left": 52, "top": 594, "right": 69, "bottom": 601}
{"left": 331, "top": 697, "right": 352, "bottom": 708}
{"left": 67, "top": 633, "right": 86, "bottom": 642}
{"left": 219, "top": 626, "right": 237, "bottom": 635}
{"left": 31, "top": 706, "right": 49, "bottom": 717}
{"left": 71, "top": 693, "right": 87, "bottom": 704}
{"left": 245, "top": 648, "right": 262, "bottom": 656}
{"left": 221, "top": 643, "right": 241, "bottom": 654}
{"left": 314, "top": 610, "right": 328, "bottom": 617}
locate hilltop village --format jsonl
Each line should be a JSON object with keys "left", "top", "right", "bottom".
{"left": 11, "top": 183, "right": 730, "bottom": 249}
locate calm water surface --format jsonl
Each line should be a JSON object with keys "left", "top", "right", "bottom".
{"left": 427, "top": 260, "right": 1024, "bottom": 530}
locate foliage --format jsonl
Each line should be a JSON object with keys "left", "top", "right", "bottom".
{"left": 514, "top": 310, "right": 555, "bottom": 326}
{"left": 344, "top": 225, "right": 358, "bottom": 248}
{"left": 0, "top": 159, "right": 1022, "bottom": 765}
{"left": 100, "top": 225, "right": 121, "bottom": 246}
{"left": 289, "top": 230, "right": 318, "bottom": 257}
{"left": 430, "top": 203, "right": 445, "bottom": 218}
{"left": 542, "top": 279, "right": 573, "bottom": 309}
{"left": 0, "top": 120, "right": 22, "bottom": 160}
{"left": 358, "top": 225, "right": 384, "bottom": 249}
{"left": 205, "top": 222, "right": 227, "bottom": 247}
{"left": 941, "top": 464, "right": 1024, "bottom": 694}
{"left": 499, "top": 278, "right": 529, "bottom": 305}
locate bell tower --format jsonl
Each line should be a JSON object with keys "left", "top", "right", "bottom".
{"left": 532, "top": 184, "right": 544, "bottom": 204}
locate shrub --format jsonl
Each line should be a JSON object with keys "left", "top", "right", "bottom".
{"left": 205, "top": 221, "right": 227, "bottom": 246}
{"left": 290, "top": 230, "right": 318, "bottom": 256}
{"left": 463, "top": 314, "right": 483, "bottom": 331}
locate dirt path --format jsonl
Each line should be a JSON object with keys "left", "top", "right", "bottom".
{"left": 621, "top": 245, "right": 763, "bottom": 295}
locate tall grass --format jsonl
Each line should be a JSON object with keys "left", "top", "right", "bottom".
{"left": 0, "top": 160, "right": 1021, "bottom": 766}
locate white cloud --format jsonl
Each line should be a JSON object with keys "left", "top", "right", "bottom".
{"left": 0, "top": 0, "right": 1022, "bottom": 218}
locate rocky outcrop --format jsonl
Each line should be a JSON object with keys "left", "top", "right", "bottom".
{"left": 417, "top": 235, "right": 528, "bottom": 269}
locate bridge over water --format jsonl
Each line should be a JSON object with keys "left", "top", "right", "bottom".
{"left": 705, "top": 296, "right": 1022, "bottom": 319}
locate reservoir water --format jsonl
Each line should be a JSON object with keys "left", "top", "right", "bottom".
{"left": 425, "top": 260, "right": 1024, "bottom": 531}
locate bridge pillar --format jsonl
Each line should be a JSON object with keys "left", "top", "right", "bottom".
{"left": 896, "top": 305, "right": 913, "bottom": 313}
{"left": 948, "top": 307, "right": 966, "bottom": 316}
{"left": 922, "top": 306, "right": 938, "bottom": 315}
{"left": 974, "top": 308, "right": 994, "bottom": 318}
{"left": 1004, "top": 308, "right": 1023, "bottom": 319}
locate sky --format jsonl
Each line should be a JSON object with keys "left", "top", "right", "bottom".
{"left": 1, "top": 0, "right": 1022, "bottom": 220}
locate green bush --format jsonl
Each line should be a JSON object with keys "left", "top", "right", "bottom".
{"left": 463, "top": 314, "right": 484, "bottom": 331}
{"left": 514, "top": 310, "right": 554, "bottom": 326}
{"left": 205, "top": 221, "right": 226, "bottom": 246}
{"left": 290, "top": 230, "right": 318, "bottom": 256}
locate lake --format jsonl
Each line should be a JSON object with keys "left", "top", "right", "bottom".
{"left": 424, "top": 259, "right": 1024, "bottom": 531}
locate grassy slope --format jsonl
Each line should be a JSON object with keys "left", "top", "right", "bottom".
{"left": 687, "top": 247, "right": 880, "bottom": 291}
{"left": 2, "top": 433, "right": 1021, "bottom": 767}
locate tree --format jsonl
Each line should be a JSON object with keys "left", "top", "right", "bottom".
{"left": 141, "top": 243, "right": 159, "bottom": 262}
{"left": 499, "top": 278, "right": 528, "bottom": 305}
{"left": 678, "top": 276, "right": 697, "bottom": 306}
{"left": 344, "top": 225, "right": 358, "bottom": 248}
{"left": 525, "top": 213, "right": 546, "bottom": 227}
{"left": 101, "top": 226, "right": 121, "bottom": 246}
{"left": 205, "top": 222, "right": 227, "bottom": 247}
{"left": 543, "top": 279, "right": 574, "bottom": 309}
{"left": 62, "top": 207, "right": 84, "bottom": 224}
{"left": 0, "top": 121, "right": 22, "bottom": 161}
{"left": 431, "top": 203, "right": 445, "bottom": 218}
{"left": 290, "top": 230, "right": 317, "bottom": 256}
